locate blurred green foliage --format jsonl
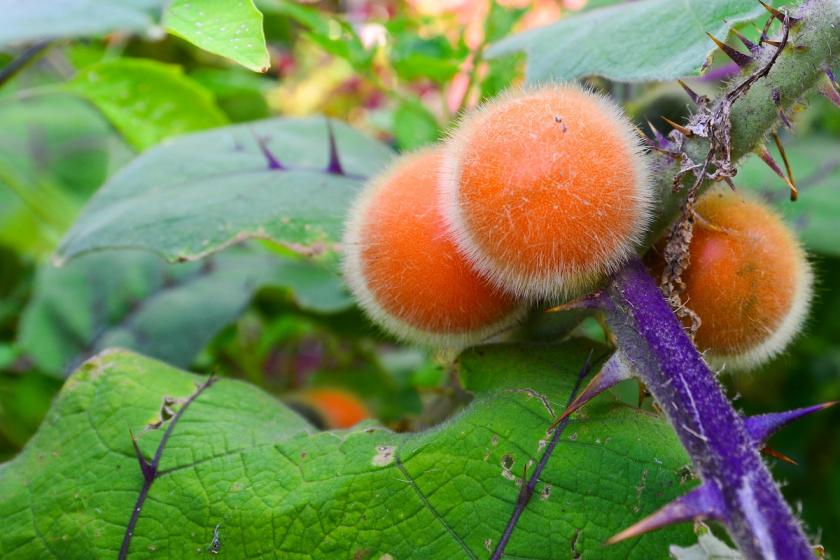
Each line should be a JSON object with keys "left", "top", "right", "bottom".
{"left": 0, "top": 0, "right": 838, "bottom": 557}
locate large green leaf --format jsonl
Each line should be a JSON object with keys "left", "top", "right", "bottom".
{"left": 17, "top": 247, "right": 350, "bottom": 377}
{"left": 56, "top": 117, "right": 394, "bottom": 265}
{"left": 487, "top": 0, "right": 767, "bottom": 83}
{"left": 64, "top": 58, "right": 228, "bottom": 151}
{"left": 164, "top": 0, "right": 270, "bottom": 73}
{"left": 737, "top": 136, "right": 840, "bottom": 257}
{"left": 0, "top": 343, "right": 695, "bottom": 558}
{"left": 17, "top": 249, "right": 275, "bottom": 377}
{"left": 0, "top": 0, "right": 164, "bottom": 47}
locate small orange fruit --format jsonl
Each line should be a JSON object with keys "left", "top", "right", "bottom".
{"left": 343, "top": 147, "right": 524, "bottom": 349}
{"left": 679, "top": 187, "right": 812, "bottom": 370}
{"left": 304, "top": 389, "right": 370, "bottom": 429}
{"left": 441, "top": 84, "right": 653, "bottom": 301}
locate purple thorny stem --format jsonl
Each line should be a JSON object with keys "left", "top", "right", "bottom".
{"left": 579, "top": 258, "right": 824, "bottom": 559}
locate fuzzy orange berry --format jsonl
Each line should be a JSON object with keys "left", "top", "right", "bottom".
{"left": 679, "top": 187, "right": 813, "bottom": 370}
{"left": 441, "top": 84, "right": 653, "bottom": 301}
{"left": 343, "top": 147, "right": 524, "bottom": 349}
{"left": 304, "top": 389, "right": 370, "bottom": 429}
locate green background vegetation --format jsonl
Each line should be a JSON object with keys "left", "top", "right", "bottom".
{"left": 0, "top": 0, "right": 837, "bottom": 557}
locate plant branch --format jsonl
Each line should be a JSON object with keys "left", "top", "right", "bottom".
{"left": 491, "top": 350, "right": 597, "bottom": 560}
{"left": 0, "top": 41, "right": 51, "bottom": 88}
{"left": 647, "top": 0, "right": 840, "bottom": 243}
{"left": 567, "top": 3, "right": 840, "bottom": 554}
{"left": 601, "top": 259, "right": 813, "bottom": 559}
{"left": 119, "top": 376, "right": 217, "bottom": 560}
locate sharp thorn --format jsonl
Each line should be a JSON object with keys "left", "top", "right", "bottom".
{"left": 723, "top": 175, "right": 736, "bottom": 190}
{"left": 661, "top": 116, "right": 693, "bottom": 137}
{"left": 606, "top": 483, "right": 726, "bottom": 545}
{"left": 637, "top": 383, "right": 649, "bottom": 408}
{"left": 645, "top": 120, "right": 667, "bottom": 145}
{"left": 771, "top": 132, "right": 798, "bottom": 201}
{"left": 129, "top": 430, "right": 156, "bottom": 482}
{"left": 745, "top": 402, "right": 837, "bottom": 443}
{"left": 325, "top": 119, "right": 346, "bottom": 176}
{"left": 772, "top": 89, "right": 794, "bottom": 130}
{"left": 757, "top": 144, "right": 789, "bottom": 182}
{"left": 731, "top": 28, "right": 760, "bottom": 55}
{"left": 777, "top": 109, "right": 794, "bottom": 130}
{"left": 750, "top": 21, "right": 770, "bottom": 45}
{"left": 819, "top": 81, "right": 840, "bottom": 110}
{"left": 643, "top": 120, "right": 678, "bottom": 155}
{"left": 676, "top": 80, "right": 702, "bottom": 105}
{"left": 546, "top": 293, "right": 603, "bottom": 313}
{"left": 706, "top": 32, "right": 754, "bottom": 68}
{"left": 761, "top": 445, "right": 799, "bottom": 465}
{"left": 549, "top": 353, "right": 632, "bottom": 430}
{"left": 254, "top": 131, "right": 285, "bottom": 171}
{"left": 633, "top": 124, "right": 661, "bottom": 150}
{"left": 649, "top": 144, "right": 680, "bottom": 157}
{"left": 758, "top": 0, "right": 800, "bottom": 24}
{"left": 760, "top": 16, "right": 773, "bottom": 45}
{"left": 825, "top": 67, "right": 840, "bottom": 91}
{"left": 767, "top": 40, "right": 804, "bottom": 51}
{"left": 700, "top": 61, "right": 740, "bottom": 82}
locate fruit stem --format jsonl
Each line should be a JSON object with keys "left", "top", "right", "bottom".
{"left": 601, "top": 258, "right": 813, "bottom": 559}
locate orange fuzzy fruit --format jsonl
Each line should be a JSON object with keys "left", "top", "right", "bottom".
{"left": 441, "top": 84, "right": 653, "bottom": 301}
{"left": 343, "top": 147, "right": 524, "bottom": 349}
{"left": 679, "top": 187, "right": 812, "bottom": 370}
{"left": 304, "top": 389, "right": 370, "bottom": 429}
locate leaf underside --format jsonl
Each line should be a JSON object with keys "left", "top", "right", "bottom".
{"left": 487, "top": 0, "right": 767, "bottom": 83}
{"left": 56, "top": 117, "right": 394, "bottom": 266}
{"left": 18, "top": 247, "right": 348, "bottom": 378}
{"left": 0, "top": 0, "right": 164, "bottom": 47}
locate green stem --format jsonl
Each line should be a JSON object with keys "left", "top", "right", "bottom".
{"left": 648, "top": 0, "right": 840, "bottom": 241}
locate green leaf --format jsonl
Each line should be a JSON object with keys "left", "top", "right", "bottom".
{"left": 56, "top": 117, "right": 394, "bottom": 265}
{"left": 0, "top": 343, "right": 695, "bottom": 558}
{"left": 266, "top": 0, "right": 372, "bottom": 71}
{"left": 164, "top": 0, "right": 270, "bottom": 72}
{"left": 0, "top": 372, "right": 61, "bottom": 454}
{"left": 737, "top": 137, "right": 840, "bottom": 257}
{"left": 259, "top": 256, "right": 354, "bottom": 314}
{"left": 0, "top": 95, "right": 127, "bottom": 200}
{"left": 390, "top": 33, "right": 467, "bottom": 84}
{"left": 64, "top": 58, "right": 228, "bottom": 150}
{"left": 483, "top": 1, "right": 527, "bottom": 45}
{"left": 487, "top": 0, "right": 766, "bottom": 83}
{"left": 17, "top": 249, "right": 280, "bottom": 377}
{"left": 393, "top": 100, "right": 440, "bottom": 150}
{"left": 0, "top": 95, "right": 130, "bottom": 255}
{"left": 190, "top": 68, "right": 272, "bottom": 122}
{"left": 480, "top": 53, "right": 523, "bottom": 101}
{"left": 0, "top": 0, "right": 164, "bottom": 47}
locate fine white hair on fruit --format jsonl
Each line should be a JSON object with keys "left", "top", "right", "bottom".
{"left": 706, "top": 250, "right": 813, "bottom": 371}
{"left": 439, "top": 83, "right": 655, "bottom": 302}
{"left": 342, "top": 148, "right": 527, "bottom": 350}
